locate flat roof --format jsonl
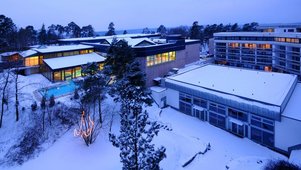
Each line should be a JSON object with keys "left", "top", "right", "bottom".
{"left": 214, "top": 32, "right": 301, "bottom": 38}
{"left": 166, "top": 65, "right": 297, "bottom": 106}
{"left": 58, "top": 33, "right": 160, "bottom": 42}
{"left": 34, "top": 44, "right": 93, "bottom": 54}
{"left": 283, "top": 83, "right": 301, "bottom": 121}
{"left": 43, "top": 52, "right": 105, "bottom": 70}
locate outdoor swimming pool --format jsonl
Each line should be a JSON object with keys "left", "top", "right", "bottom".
{"left": 39, "top": 81, "right": 78, "bottom": 99}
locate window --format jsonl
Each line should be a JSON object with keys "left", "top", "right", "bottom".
{"left": 193, "top": 97, "right": 207, "bottom": 108}
{"left": 53, "top": 71, "right": 62, "bottom": 81}
{"left": 25, "top": 56, "right": 39, "bottom": 66}
{"left": 179, "top": 102, "right": 191, "bottom": 115}
{"left": 99, "top": 63, "right": 104, "bottom": 70}
{"left": 251, "top": 115, "right": 274, "bottom": 132}
{"left": 209, "top": 112, "right": 226, "bottom": 129}
{"left": 209, "top": 103, "right": 225, "bottom": 115}
{"left": 228, "top": 108, "right": 248, "bottom": 122}
{"left": 251, "top": 127, "right": 274, "bottom": 147}
{"left": 180, "top": 93, "right": 192, "bottom": 103}
{"left": 146, "top": 51, "right": 176, "bottom": 67}
{"left": 74, "top": 67, "right": 81, "bottom": 78}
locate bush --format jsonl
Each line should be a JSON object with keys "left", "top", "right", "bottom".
{"left": 4, "top": 125, "right": 43, "bottom": 165}
{"left": 264, "top": 160, "right": 301, "bottom": 170}
{"left": 74, "top": 88, "right": 79, "bottom": 99}
{"left": 31, "top": 101, "right": 37, "bottom": 111}
{"left": 49, "top": 95, "right": 55, "bottom": 107}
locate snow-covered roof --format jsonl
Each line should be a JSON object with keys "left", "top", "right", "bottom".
{"left": 118, "top": 38, "right": 156, "bottom": 47}
{"left": 214, "top": 32, "right": 301, "bottom": 38}
{"left": 283, "top": 83, "right": 301, "bottom": 121}
{"left": 43, "top": 52, "right": 105, "bottom": 70}
{"left": 20, "top": 49, "right": 38, "bottom": 58}
{"left": 166, "top": 65, "right": 297, "bottom": 107}
{"left": 58, "top": 33, "right": 160, "bottom": 42}
{"left": 0, "top": 51, "right": 19, "bottom": 57}
{"left": 289, "top": 149, "right": 301, "bottom": 165}
{"left": 34, "top": 45, "right": 93, "bottom": 54}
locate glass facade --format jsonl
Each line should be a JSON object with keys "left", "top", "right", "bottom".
{"left": 250, "top": 115, "right": 274, "bottom": 147}
{"left": 177, "top": 92, "right": 275, "bottom": 148}
{"left": 25, "top": 56, "right": 40, "bottom": 66}
{"left": 146, "top": 51, "right": 176, "bottom": 67}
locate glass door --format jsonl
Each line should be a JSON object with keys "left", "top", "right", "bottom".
{"left": 231, "top": 122, "right": 244, "bottom": 137}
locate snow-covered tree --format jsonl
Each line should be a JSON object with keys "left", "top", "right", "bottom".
{"left": 107, "top": 40, "right": 166, "bottom": 169}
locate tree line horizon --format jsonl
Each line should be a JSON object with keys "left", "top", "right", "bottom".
{"left": 0, "top": 14, "right": 259, "bottom": 52}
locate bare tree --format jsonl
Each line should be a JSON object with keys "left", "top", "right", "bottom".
{"left": 0, "top": 69, "right": 11, "bottom": 128}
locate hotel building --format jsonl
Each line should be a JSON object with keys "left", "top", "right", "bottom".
{"left": 213, "top": 31, "right": 301, "bottom": 78}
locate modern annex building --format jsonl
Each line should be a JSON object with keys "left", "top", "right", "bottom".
{"left": 60, "top": 34, "right": 201, "bottom": 86}
{"left": 18, "top": 44, "right": 105, "bottom": 82}
{"left": 213, "top": 31, "right": 301, "bottom": 78}
{"left": 154, "top": 64, "right": 301, "bottom": 155}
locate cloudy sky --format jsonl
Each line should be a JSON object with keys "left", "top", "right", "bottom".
{"left": 0, "top": 0, "right": 300, "bottom": 31}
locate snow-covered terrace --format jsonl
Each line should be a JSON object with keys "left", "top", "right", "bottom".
{"left": 43, "top": 52, "right": 105, "bottom": 70}
{"left": 165, "top": 65, "right": 298, "bottom": 120}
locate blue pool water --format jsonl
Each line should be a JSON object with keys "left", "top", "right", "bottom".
{"left": 39, "top": 81, "right": 77, "bottom": 99}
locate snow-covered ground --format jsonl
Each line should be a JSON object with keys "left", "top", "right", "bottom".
{"left": 5, "top": 106, "right": 287, "bottom": 170}
{"left": 0, "top": 73, "right": 291, "bottom": 170}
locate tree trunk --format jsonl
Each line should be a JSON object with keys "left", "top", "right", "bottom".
{"left": 98, "top": 97, "right": 102, "bottom": 124}
{"left": 15, "top": 72, "right": 19, "bottom": 122}
{"left": 0, "top": 71, "right": 10, "bottom": 128}
{"left": 42, "top": 110, "right": 45, "bottom": 132}
{"left": 134, "top": 113, "right": 139, "bottom": 170}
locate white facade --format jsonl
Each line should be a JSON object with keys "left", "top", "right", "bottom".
{"left": 275, "top": 116, "right": 301, "bottom": 152}
{"left": 162, "top": 64, "right": 301, "bottom": 154}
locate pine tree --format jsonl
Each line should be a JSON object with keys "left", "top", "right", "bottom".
{"left": 123, "top": 30, "right": 127, "bottom": 34}
{"left": 105, "top": 22, "right": 116, "bottom": 36}
{"left": 190, "top": 21, "right": 201, "bottom": 39}
{"left": 157, "top": 25, "right": 167, "bottom": 37}
{"left": 107, "top": 40, "right": 166, "bottom": 170}
{"left": 38, "top": 24, "right": 47, "bottom": 45}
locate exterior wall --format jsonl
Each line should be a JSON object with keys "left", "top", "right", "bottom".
{"left": 150, "top": 88, "right": 167, "bottom": 108}
{"left": 139, "top": 43, "right": 200, "bottom": 87}
{"left": 208, "top": 38, "right": 214, "bottom": 55}
{"left": 166, "top": 88, "right": 179, "bottom": 109}
{"left": 275, "top": 116, "right": 301, "bottom": 152}
{"left": 184, "top": 43, "right": 200, "bottom": 65}
{"left": 139, "top": 50, "right": 186, "bottom": 87}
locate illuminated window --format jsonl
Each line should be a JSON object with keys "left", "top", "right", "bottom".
{"left": 89, "top": 49, "right": 94, "bottom": 53}
{"left": 25, "top": 56, "right": 39, "bottom": 66}
{"left": 155, "top": 54, "right": 162, "bottom": 64}
{"left": 146, "top": 51, "right": 176, "bottom": 67}
{"left": 99, "top": 63, "right": 104, "bottom": 70}
{"left": 74, "top": 67, "right": 81, "bottom": 78}
{"left": 65, "top": 69, "right": 72, "bottom": 80}
{"left": 80, "top": 50, "right": 89, "bottom": 54}
{"left": 244, "top": 43, "right": 256, "bottom": 48}
{"left": 54, "top": 71, "right": 62, "bottom": 81}
{"left": 169, "top": 51, "right": 176, "bottom": 61}
{"left": 147, "top": 56, "right": 155, "bottom": 66}
{"left": 162, "top": 53, "right": 168, "bottom": 62}
{"left": 229, "top": 43, "right": 239, "bottom": 48}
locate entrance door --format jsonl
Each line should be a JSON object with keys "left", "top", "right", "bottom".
{"left": 193, "top": 108, "right": 207, "bottom": 121}
{"left": 231, "top": 122, "right": 244, "bottom": 137}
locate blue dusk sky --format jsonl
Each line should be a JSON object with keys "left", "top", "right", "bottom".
{"left": 0, "top": 0, "right": 300, "bottom": 31}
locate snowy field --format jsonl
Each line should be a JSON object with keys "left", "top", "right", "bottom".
{"left": 0, "top": 73, "right": 289, "bottom": 170}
